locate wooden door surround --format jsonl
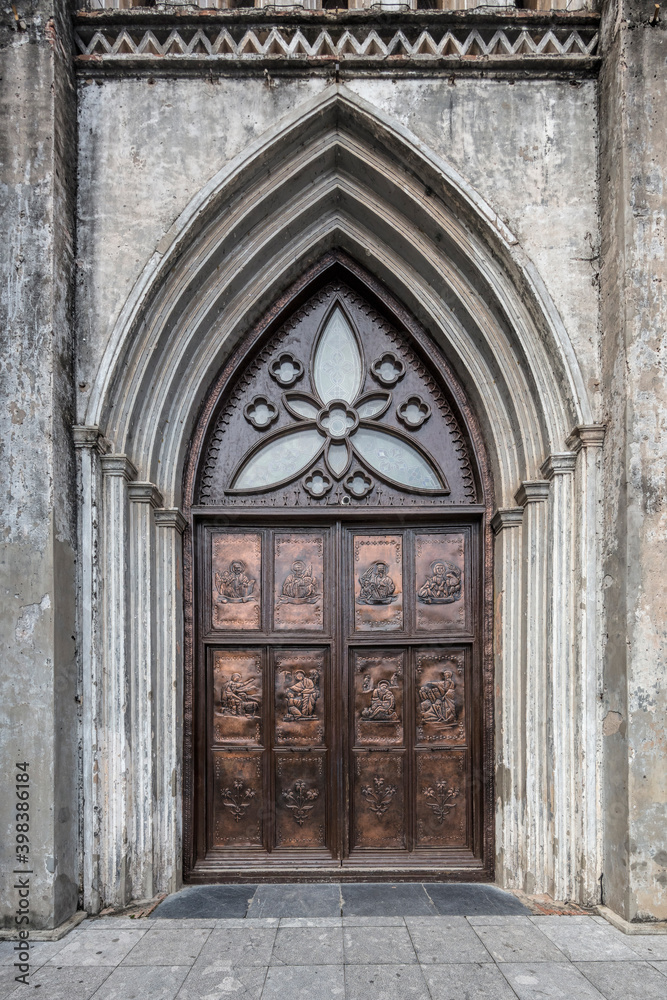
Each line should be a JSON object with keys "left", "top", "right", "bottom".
{"left": 183, "top": 254, "right": 494, "bottom": 882}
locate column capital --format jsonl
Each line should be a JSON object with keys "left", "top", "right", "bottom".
{"left": 100, "top": 454, "right": 138, "bottom": 481}
{"left": 154, "top": 508, "right": 187, "bottom": 535}
{"left": 515, "top": 480, "right": 550, "bottom": 507}
{"left": 128, "top": 482, "right": 164, "bottom": 508}
{"left": 540, "top": 453, "right": 577, "bottom": 479}
{"left": 491, "top": 507, "right": 524, "bottom": 534}
{"left": 72, "top": 425, "right": 110, "bottom": 454}
{"left": 566, "top": 424, "right": 606, "bottom": 453}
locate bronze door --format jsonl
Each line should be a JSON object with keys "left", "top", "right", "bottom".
{"left": 197, "top": 516, "right": 482, "bottom": 873}
{"left": 187, "top": 263, "right": 492, "bottom": 879}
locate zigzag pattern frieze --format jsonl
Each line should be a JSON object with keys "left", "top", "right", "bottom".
{"left": 74, "top": 25, "right": 599, "bottom": 62}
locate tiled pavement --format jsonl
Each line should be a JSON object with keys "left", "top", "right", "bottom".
{"left": 1, "top": 886, "right": 666, "bottom": 1000}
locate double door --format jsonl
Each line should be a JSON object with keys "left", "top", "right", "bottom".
{"left": 196, "top": 516, "right": 484, "bottom": 874}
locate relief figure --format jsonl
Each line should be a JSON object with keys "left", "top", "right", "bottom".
{"left": 221, "top": 673, "right": 260, "bottom": 717}
{"left": 280, "top": 559, "right": 319, "bottom": 604}
{"left": 357, "top": 560, "right": 398, "bottom": 605}
{"left": 417, "top": 560, "right": 461, "bottom": 605}
{"left": 361, "top": 679, "right": 397, "bottom": 721}
{"left": 419, "top": 669, "right": 457, "bottom": 726}
{"left": 215, "top": 560, "right": 256, "bottom": 603}
{"left": 285, "top": 669, "right": 320, "bottom": 720}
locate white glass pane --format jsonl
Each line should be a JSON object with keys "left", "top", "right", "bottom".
{"left": 357, "top": 398, "right": 387, "bottom": 418}
{"left": 313, "top": 307, "right": 363, "bottom": 404}
{"left": 352, "top": 427, "right": 442, "bottom": 491}
{"left": 288, "top": 398, "right": 319, "bottom": 420}
{"left": 233, "top": 428, "right": 323, "bottom": 490}
{"left": 327, "top": 442, "right": 349, "bottom": 475}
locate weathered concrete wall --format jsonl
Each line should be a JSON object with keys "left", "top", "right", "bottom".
{"left": 75, "top": 74, "right": 601, "bottom": 431}
{"left": 599, "top": 0, "right": 667, "bottom": 922}
{"left": 0, "top": 0, "right": 78, "bottom": 929}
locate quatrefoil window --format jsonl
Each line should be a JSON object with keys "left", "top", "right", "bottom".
{"left": 244, "top": 395, "right": 278, "bottom": 429}
{"left": 397, "top": 395, "right": 431, "bottom": 429}
{"left": 345, "top": 470, "right": 373, "bottom": 498}
{"left": 303, "top": 469, "right": 332, "bottom": 498}
{"left": 228, "top": 305, "right": 448, "bottom": 495}
{"left": 371, "top": 352, "right": 405, "bottom": 386}
{"left": 270, "top": 353, "right": 303, "bottom": 387}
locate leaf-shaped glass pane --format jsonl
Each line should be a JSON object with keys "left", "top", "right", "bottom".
{"left": 352, "top": 427, "right": 444, "bottom": 491}
{"left": 284, "top": 394, "right": 320, "bottom": 420}
{"left": 326, "top": 440, "right": 350, "bottom": 477}
{"left": 232, "top": 427, "right": 324, "bottom": 490}
{"left": 356, "top": 392, "right": 390, "bottom": 419}
{"left": 313, "top": 306, "right": 363, "bottom": 405}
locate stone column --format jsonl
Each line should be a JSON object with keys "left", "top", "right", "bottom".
{"left": 491, "top": 508, "right": 524, "bottom": 890}
{"left": 541, "top": 453, "right": 577, "bottom": 902}
{"left": 153, "top": 509, "right": 187, "bottom": 895}
{"left": 99, "top": 454, "right": 137, "bottom": 908}
{"left": 567, "top": 424, "right": 606, "bottom": 905}
{"left": 73, "top": 427, "right": 108, "bottom": 914}
{"left": 127, "top": 483, "right": 164, "bottom": 901}
{"left": 515, "top": 480, "right": 550, "bottom": 894}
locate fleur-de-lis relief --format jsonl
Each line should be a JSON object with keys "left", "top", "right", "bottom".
{"left": 282, "top": 780, "right": 319, "bottom": 826}
{"left": 361, "top": 776, "right": 397, "bottom": 817}
{"left": 423, "top": 780, "right": 459, "bottom": 824}
{"left": 222, "top": 779, "right": 256, "bottom": 822}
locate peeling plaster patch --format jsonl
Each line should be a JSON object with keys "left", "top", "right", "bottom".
{"left": 603, "top": 710, "right": 624, "bottom": 736}
{"left": 654, "top": 851, "right": 667, "bottom": 868}
{"left": 9, "top": 402, "right": 26, "bottom": 425}
{"left": 15, "top": 593, "right": 51, "bottom": 647}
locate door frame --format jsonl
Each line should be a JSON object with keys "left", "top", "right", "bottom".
{"left": 181, "top": 251, "right": 495, "bottom": 883}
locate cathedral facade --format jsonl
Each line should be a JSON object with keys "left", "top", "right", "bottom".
{"left": 1, "top": 0, "right": 666, "bottom": 931}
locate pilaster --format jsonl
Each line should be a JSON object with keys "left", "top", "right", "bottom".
{"left": 515, "top": 480, "right": 550, "bottom": 893}
{"left": 491, "top": 508, "right": 524, "bottom": 889}
{"left": 153, "top": 508, "right": 187, "bottom": 895}
{"left": 73, "top": 426, "right": 109, "bottom": 913}
{"left": 99, "top": 454, "right": 137, "bottom": 908}
{"left": 127, "top": 483, "right": 164, "bottom": 900}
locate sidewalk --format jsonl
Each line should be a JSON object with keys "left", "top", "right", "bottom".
{"left": 2, "top": 884, "right": 666, "bottom": 1000}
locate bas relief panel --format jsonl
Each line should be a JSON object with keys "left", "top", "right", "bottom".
{"left": 213, "top": 649, "right": 263, "bottom": 746}
{"left": 275, "top": 752, "right": 327, "bottom": 849}
{"left": 212, "top": 531, "right": 262, "bottom": 630}
{"left": 415, "top": 751, "right": 467, "bottom": 848}
{"left": 353, "top": 752, "right": 405, "bottom": 851}
{"left": 415, "top": 532, "right": 466, "bottom": 632}
{"left": 212, "top": 751, "right": 263, "bottom": 848}
{"left": 274, "top": 649, "right": 326, "bottom": 746}
{"left": 415, "top": 650, "right": 466, "bottom": 746}
{"left": 353, "top": 534, "right": 403, "bottom": 632}
{"left": 353, "top": 650, "right": 404, "bottom": 747}
{"left": 274, "top": 533, "right": 325, "bottom": 632}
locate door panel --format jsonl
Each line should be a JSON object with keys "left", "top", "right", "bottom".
{"left": 201, "top": 518, "right": 481, "bottom": 872}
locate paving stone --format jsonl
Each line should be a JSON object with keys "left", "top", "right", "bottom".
{"left": 196, "top": 925, "right": 277, "bottom": 967}
{"left": 4, "top": 964, "right": 114, "bottom": 1000}
{"left": 85, "top": 917, "right": 156, "bottom": 929}
{"left": 650, "top": 961, "right": 667, "bottom": 977}
{"left": 121, "top": 927, "right": 210, "bottom": 966}
{"left": 247, "top": 883, "right": 341, "bottom": 919}
{"left": 405, "top": 916, "right": 492, "bottom": 963}
{"left": 44, "top": 928, "right": 147, "bottom": 966}
{"left": 0, "top": 937, "right": 69, "bottom": 967}
{"left": 176, "top": 962, "right": 267, "bottom": 1000}
{"left": 343, "top": 925, "right": 417, "bottom": 965}
{"left": 271, "top": 925, "right": 344, "bottom": 965}
{"left": 471, "top": 920, "right": 567, "bottom": 962}
{"left": 500, "top": 961, "right": 606, "bottom": 999}
{"left": 342, "top": 916, "right": 406, "bottom": 927}
{"left": 344, "top": 963, "right": 431, "bottom": 1000}
{"left": 215, "top": 918, "right": 279, "bottom": 929}
{"left": 89, "top": 964, "right": 189, "bottom": 1000}
{"left": 530, "top": 915, "right": 641, "bottom": 961}
{"left": 279, "top": 917, "right": 342, "bottom": 927}
{"left": 261, "top": 964, "right": 345, "bottom": 1000}
{"left": 151, "top": 884, "right": 257, "bottom": 920}
{"left": 614, "top": 935, "right": 667, "bottom": 961}
{"left": 341, "top": 884, "right": 436, "bottom": 917}
{"left": 425, "top": 883, "right": 531, "bottom": 917}
{"left": 421, "top": 963, "right": 518, "bottom": 999}
{"left": 468, "top": 915, "right": 538, "bottom": 925}
{"left": 576, "top": 960, "right": 667, "bottom": 999}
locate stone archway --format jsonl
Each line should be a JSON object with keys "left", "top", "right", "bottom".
{"left": 74, "top": 84, "right": 603, "bottom": 912}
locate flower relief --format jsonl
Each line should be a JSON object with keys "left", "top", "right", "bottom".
{"left": 228, "top": 304, "right": 448, "bottom": 495}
